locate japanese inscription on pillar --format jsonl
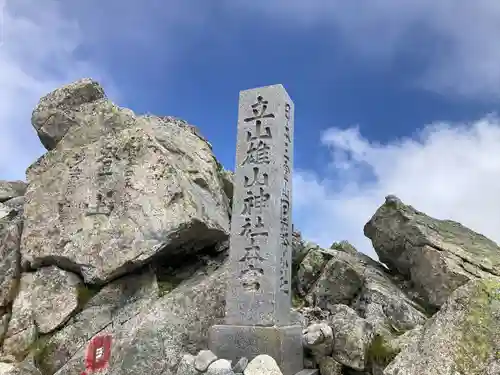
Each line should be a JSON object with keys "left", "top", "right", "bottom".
{"left": 225, "top": 84, "right": 294, "bottom": 327}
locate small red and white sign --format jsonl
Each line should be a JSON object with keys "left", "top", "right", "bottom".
{"left": 83, "top": 334, "right": 112, "bottom": 374}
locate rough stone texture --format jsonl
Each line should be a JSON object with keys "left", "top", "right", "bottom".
{"left": 22, "top": 83, "right": 230, "bottom": 285}
{"left": 306, "top": 256, "right": 364, "bottom": 309}
{"left": 51, "top": 262, "right": 227, "bottom": 375}
{"left": 232, "top": 357, "right": 248, "bottom": 373}
{"left": 302, "top": 322, "right": 333, "bottom": 361}
{"left": 3, "top": 267, "right": 81, "bottom": 358}
{"left": 225, "top": 84, "right": 295, "bottom": 326}
{"left": 206, "top": 359, "right": 233, "bottom": 375}
{"left": 384, "top": 277, "right": 500, "bottom": 375}
{"left": 0, "top": 361, "right": 41, "bottom": 375}
{"left": 1, "top": 199, "right": 24, "bottom": 214}
{"left": 0, "top": 182, "right": 27, "bottom": 204}
{"left": 294, "top": 370, "right": 319, "bottom": 375}
{"left": 330, "top": 241, "right": 358, "bottom": 256}
{"left": 243, "top": 355, "right": 282, "bottom": 375}
{"left": 219, "top": 170, "right": 234, "bottom": 203}
{"left": 209, "top": 325, "right": 303, "bottom": 375}
{"left": 29, "top": 269, "right": 159, "bottom": 374}
{"left": 295, "top": 244, "right": 426, "bottom": 338}
{"left": 318, "top": 357, "right": 343, "bottom": 375}
{"left": 329, "top": 305, "right": 374, "bottom": 371}
{"left": 194, "top": 350, "right": 218, "bottom": 372}
{"left": 175, "top": 354, "right": 198, "bottom": 375}
{"left": 9, "top": 78, "right": 500, "bottom": 375}
{"left": 0, "top": 211, "right": 22, "bottom": 309}
{"left": 365, "top": 195, "right": 500, "bottom": 310}
{"left": 31, "top": 78, "right": 106, "bottom": 150}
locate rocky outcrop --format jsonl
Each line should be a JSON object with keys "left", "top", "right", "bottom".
{"left": 31, "top": 78, "right": 106, "bottom": 150}
{"left": 22, "top": 80, "right": 230, "bottom": 285}
{"left": 1, "top": 78, "right": 500, "bottom": 375}
{"left": 384, "top": 277, "right": 500, "bottom": 375}
{"left": 365, "top": 195, "right": 500, "bottom": 311}
{"left": 0, "top": 182, "right": 27, "bottom": 204}
{"left": 294, "top": 243, "right": 427, "bottom": 338}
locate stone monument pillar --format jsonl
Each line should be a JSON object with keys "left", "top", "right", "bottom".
{"left": 209, "top": 85, "right": 303, "bottom": 375}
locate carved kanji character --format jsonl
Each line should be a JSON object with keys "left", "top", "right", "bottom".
{"left": 241, "top": 187, "right": 270, "bottom": 215}
{"left": 242, "top": 140, "right": 271, "bottom": 165}
{"left": 244, "top": 167, "right": 268, "bottom": 188}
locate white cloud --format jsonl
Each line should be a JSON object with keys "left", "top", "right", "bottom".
{"left": 0, "top": 0, "right": 209, "bottom": 181}
{"left": 232, "top": 0, "right": 500, "bottom": 99}
{"left": 293, "top": 116, "right": 500, "bottom": 260}
{"left": 0, "top": 0, "right": 118, "bottom": 181}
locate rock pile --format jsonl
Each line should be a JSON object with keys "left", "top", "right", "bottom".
{"left": 0, "top": 79, "right": 498, "bottom": 375}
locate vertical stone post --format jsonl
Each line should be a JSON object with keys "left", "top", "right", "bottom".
{"left": 209, "top": 85, "right": 303, "bottom": 375}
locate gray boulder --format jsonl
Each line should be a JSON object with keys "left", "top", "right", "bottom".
{"left": 294, "top": 244, "right": 426, "bottom": 338}
{"left": 31, "top": 78, "right": 106, "bottom": 150}
{"left": 51, "top": 262, "right": 227, "bottom": 375}
{"left": 384, "top": 277, "right": 500, "bottom": 375}
{"left": 2, "top": 267, "right": 81, "bottom": 358}
{"left": 22, "top": 80, "right": 230, "bottom": 285}
{"left": 0, "top": 182, "right": 27, "bottom": 204}
{"left": 365, "top": 195, "right": 500, "bottom": 310}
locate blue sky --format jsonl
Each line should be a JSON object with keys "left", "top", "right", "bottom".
{"left": 3, "top": 0, "right": 500, "bottom": 259}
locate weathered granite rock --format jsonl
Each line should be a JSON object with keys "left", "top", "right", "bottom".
{"left": 0, "top": 210, "right": 22, "bottom": 309}
{"left": 0, "top": 183, "right": 26, "bottom": 204}
{"left": 29, "top": 269, "right": 159, "bottom": 374}
{"left": 295, "top": 244, "right": 426, "bottom": 337}
{"left": 31, "top": 78, "right": 106, "bottom": 150}
{"left": 302, "top": 322, "right": 333, "bottom": 361}
{"left": 206, "top": 359, "right": 233, "bottom": 375}
{"left": 0, "top": 361, "right": 41, "bottom": 375}
{"left": 243, "top": 355, "right": 282, "bottom": 375}
{"left": 232, "top": 357, "right": 248, "bottom": 373}
{"left": 22, "top": 81, "right": 230, "bottom": 285}
{"left": 365, "top": 195, "right": 500, "bottom": 310}
{"left": 329, "top": 305, "right": 374, "bottom": 371}
{"left": 384, "top": 277, "right": 500, "bottom": 375}
{"left": 219, "top": 169, "right": 234, "bottom": 202}
{"left": 2, "top": 267, "right": 81, "bottom": 358}
{"left": 176, "top": 354, "right": 199, "bottom": 375}
{"left": 1, "top": 199, "right": 24, "bottom": 214}
{"left": 51, "top": 261, "right": 227, "bottom": 375}
{"left": 175, "top": 354, "right": 199, "bottom": 375}
{"left": 306, "top": 256, "right": 364, "bottom": 308}
{"left": 318, "top": 357, "right": 343, "bottom": 375}
{"left": 195, "top": 350, "right": 218, "bottom": 372}
{"left": 330, "top": 241, "right": 358, "bottom": 256}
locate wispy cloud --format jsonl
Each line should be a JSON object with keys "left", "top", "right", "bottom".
{"left": 0, "top": 0, "right": 115, "bottom": 180}
{"left": 233, "top": 0, "right": 500, "bottom": 100}
{"left": 294, "top": 116, "right": 500, "bottom": 259}
{"left": 0, "top": 0, "right": 211, "bottom": 181}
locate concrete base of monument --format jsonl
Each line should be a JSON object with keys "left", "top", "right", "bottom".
{"left": 208, "top": 324, "right": 304, "bottom": 375}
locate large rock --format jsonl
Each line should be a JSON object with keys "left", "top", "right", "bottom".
{"left": 365, "top": 195, "right": 500, "bottom": 310}
{"left": 0, "top": 182, "right": 27, "bottom": 204}
{"left": 384, "top": 277, "right": 500, "bottom": 375}
{"left": 0, "top": 361, "right": 41, "bottom": 375}
{"left": 0, "top": 210, "right": 23, "bottom": 309}
{"left": 22, "top": 81, "right": 230, "bottom": 284}
{"left": 329, "top": 305, "right": 374, "bottom": 371}
{"left": 2, "top": 267, "right": 81, "bottom": 358}
{"left": 31, "top": 78, "right": 106, "bottom": 150}
{"left": 30, "top": 269, "right": 159, "bottom": 374}
{"left": 50, "top": 260, "right": 227, "bottom": 375}
{"left": 294, "top": 244, "right": 426, "bottom": 337}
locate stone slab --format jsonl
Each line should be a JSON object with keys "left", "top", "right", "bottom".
{"left": 208, "top": 324, "right": 303, "bottom": 375}
{"left": 294, "top": 370, "right": 319, "bottom": 375}
{"left": 225, "top": 84, "right": 295, "bottom": 327}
